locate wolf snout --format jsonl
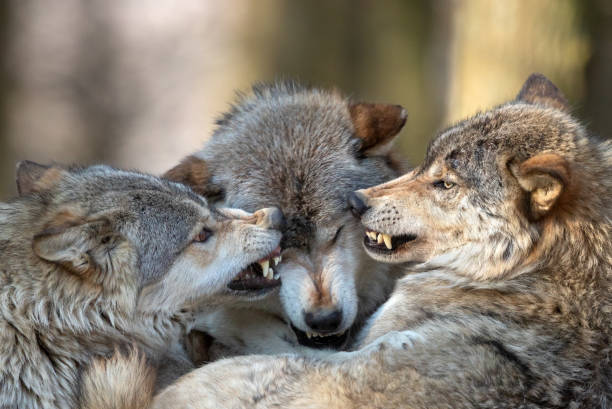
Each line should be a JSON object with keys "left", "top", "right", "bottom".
{"left": 304, "top": 308, "right": 343, "bottom": 333}
{"left": 253, "top": 207, "right": 286, "bottom": 230}
{"left": 348, "top": 191, "right": 370, "bottom": 218}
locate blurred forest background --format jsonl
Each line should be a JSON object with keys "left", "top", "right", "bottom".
{"left": 0, "top": 0, "right": 610, "bottom": 199}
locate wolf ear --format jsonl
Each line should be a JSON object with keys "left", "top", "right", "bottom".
{"left": 516, "top": 73, "right": 570, "bottom": 113}
{"left": 163, "top": 155, "right": 223, "bottom": 198}
{"left": 349, "top": 103, "right": 407, "bottom": 155}
{"left": 16, "top": 161, "right": 67, "bottom": 196}
{"left": 33, "top": 216, "right": 125, "bottom": 278}
{"left": 511, "top": 153, "right": 570, "bottom": 220}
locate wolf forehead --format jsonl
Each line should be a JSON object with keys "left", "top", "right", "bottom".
{"left": 58, "top": 165, "right": 206, "bottom": 207}
{"left": 51, "top": 165, "right": 210, "bottom": 282}
{"left": 423, "top": 104, "right": 581, "bottom": 188}
{"left": 202, "top": 82, "right": 396, "bottom": 248}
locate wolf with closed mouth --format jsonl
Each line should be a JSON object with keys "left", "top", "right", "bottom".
{"left": 0, "top": 161, "right": 283, "bottom": 409}
{"left": 164, "top": 82, "right": 408, "bottom": 353}
{"left": 148, "top": 74, "right": 610, "bottom": 408}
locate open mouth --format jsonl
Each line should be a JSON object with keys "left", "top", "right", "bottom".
{"left": 363, "top": 229, "right": 417, "bottom": 253}
{"left": 291, "top": 324, "right": 350, "bottom": 349}
{"left": 227, "top": 247, "right": 283, "bottom": 292}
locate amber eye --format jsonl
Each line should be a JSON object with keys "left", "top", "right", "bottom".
{"left": 433, "top": 180, "right": 456, "bottom": 190}
{"left": 194, "top": 228, "right": 213, "bottom": 243}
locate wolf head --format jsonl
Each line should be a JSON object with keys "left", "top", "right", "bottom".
{"left": 351, "top": 74, "right": 611, "bottom": 281}
{"left": 11, "top": 162, "right": 283, "bottom": 314}
{"left": 165, "top": 82, "right": 406, "bottom": 345}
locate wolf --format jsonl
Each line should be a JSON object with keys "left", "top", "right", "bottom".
{"left": 149, "top": 74, "right": 610, "bottom": 408}
{"left": 164, "top": 82, "right": 408, "bottom": 353}
{"left": 0, "top": 161, "right": 283, "bottom": 409}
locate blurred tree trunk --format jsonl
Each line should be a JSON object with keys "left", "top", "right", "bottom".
{"left": 583, "top": 0, "right": 612, "bottom": 139}
{"left": 444, "top": 0, "right": 589, "bottom": 124}
{"left": 250, "top": 0, "right": 445, "bottom": 165}
{"left": 0, "top": 1, "right": 258, "bottom": 198}
{"left": 0, "top": 2, "right": 13, "bottom": 198}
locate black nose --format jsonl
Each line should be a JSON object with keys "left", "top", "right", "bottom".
{"left": 304, "top": 309, "right": 343, "bottom": 333}
{"left": 348, "top": 191, "right": 369, "bottom": 218}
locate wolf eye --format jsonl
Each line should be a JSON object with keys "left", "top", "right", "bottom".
{"left": 194, "top": 228, "right": 213, "bottom": 243}
{"left": 331, "top": 226, "right": 344, "bottom": 243}
{"left": 433, "top": 180, "right": 455, "bottom": 190}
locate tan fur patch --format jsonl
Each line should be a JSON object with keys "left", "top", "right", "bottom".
{"left": 80, "top": 348, "right": 156, "bottom": 409}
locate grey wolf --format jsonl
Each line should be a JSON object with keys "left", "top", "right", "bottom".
{"left": 151, "top": 74, "right": 610, "bottom": 408}
{"left": 0, "top": 161, "right": 282, "bottom": 409}
{"left": 164, "top": 82, "right": 408, "bottom": 353}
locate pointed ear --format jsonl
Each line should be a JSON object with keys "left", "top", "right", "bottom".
{"left": 33, "top": 215, "right": 124, "bottom": 278}
{"left": 16, "top": 161, "right": 67, "bottom": 196}
{"left": 511, "top": 153, "right": 570, "bottom": 220}
{"left": 349, "top": 103, "right": 407, "bottom": 155}
{"left": 516, "top": 73, "right": 570, "bottom": 113}
{"left": 163, "top": 155, "right": 223, "bottom": 198}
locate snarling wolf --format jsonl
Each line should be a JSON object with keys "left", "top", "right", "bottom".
{"left": 149, "top": 74, "right": 610, "bottom": 408}
{"left": 164, "top": 82, "right": 408, "bottom": 352}
{"left": 0, "top": 162, "right": 282, "bottom": 409}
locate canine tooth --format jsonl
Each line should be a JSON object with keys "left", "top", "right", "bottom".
{"left": 377, "top": 233, "right": 384, "bottom": 244}
{"left": 267, "top": 267, "right": 274, "bottom": 280}
{"left": 273, "top": 256, "right": 282, "bottom": 265}
{"left": 366, "top": 231, "right": 377, "bottom": 240}
{"left": 382, "top": 234, "right": 392, "bottom": 250}
{"left": 259, "top": 260, "right": 269, "bottom": 278}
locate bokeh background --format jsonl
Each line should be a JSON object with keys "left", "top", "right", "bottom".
{"left": 0, "top": 0, "right": 610, "bottom": 199}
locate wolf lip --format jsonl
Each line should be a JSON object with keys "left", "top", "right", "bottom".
{"left": 228, "top": 246, "right": 282, "bottom": 292}
{"left": 363, "top": 230, "right": 417, "bottom": 253}
{"left": 291, "top": 324, "right": 349, "bottom": 349}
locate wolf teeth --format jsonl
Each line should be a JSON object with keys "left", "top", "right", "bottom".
{"left": 259, "top": 260, "right": 270, "bottom": 278}
{"left": 367, "top": 230, "right": 393, "bottom": 249}
{"left": 267, "top": 267, "right": 274, "bottom": 280}
{"left": 273, "top": 271, "right": 280, "bottom": 280}
{"left": 382, "top": 233, "right": 392, "bottom": 249}
{"left": 273, "top": 256, "right": 282, "bottom": 265}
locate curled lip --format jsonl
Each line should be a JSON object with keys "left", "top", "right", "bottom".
{"left": 227, "top": 246, "right": 282, "bottom": 293}
{"left": 363, "top": 230, "right": 417, "bottom": 253}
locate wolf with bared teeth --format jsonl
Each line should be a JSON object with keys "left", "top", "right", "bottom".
{"left": 164, "top": 82, "right": 408, "bottom": 354}
{"left": 0, "top": 161, "right": 283, "bottom": 409}
{"left": 150, "top": 74, "right": 611, "bottom": 408}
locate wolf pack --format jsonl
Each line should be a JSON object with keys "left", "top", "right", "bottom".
{"left": 0, "top": 74, "right": 610, "bottom": 409}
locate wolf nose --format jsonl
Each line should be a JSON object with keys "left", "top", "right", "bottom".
{"left": 255, "top": 207, "right": 285, "bottom": 230}
{"left": 348, "top": 191, "right": 369, "bottom": 218}
{"left": 304, "top": 309, "right": 343, "bottom": 333}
